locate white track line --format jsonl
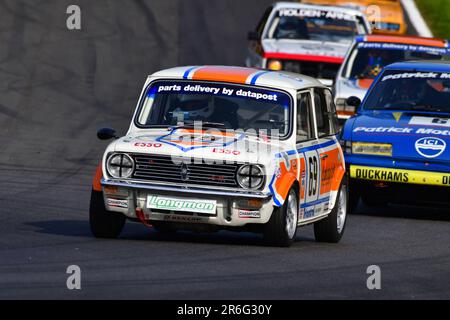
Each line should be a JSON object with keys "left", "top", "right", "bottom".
{"left": 401, "top": 0, "right": 433, "bottom": 37}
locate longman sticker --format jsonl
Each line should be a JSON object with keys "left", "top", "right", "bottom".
{"left": 147, "top": 195, "right": 217, "bottom": 215}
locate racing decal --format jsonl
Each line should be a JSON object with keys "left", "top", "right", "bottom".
{"left": 381, "top": 72, "right": 450, "bottom": 82}
{"left": 299, "top": 157, "right": 306, "bottom": 203}
{"left": 147, "top": 195, "right": 217, "bottom": 215}
{"left": 319, "top": 148, "right": 339, "bottom": 195}
{"left": 303, "top": 138, "right": 344, "bottom": 219}
{"left": 409, "top": 116, "right": 450, "bottom": 128}
{"left": 106, "top": 198, "right": 128, "bottom": 209}
{"left": 353, "top": 127, "right": 413, "bottom": 134}
{"left": 134, "top": 142, "right": 162, "bottom": 148}
{"left": 269, "top": 152, "right": 299, "bottom": 207}
{"left": 277, "top": 8, "right": 357, "bottom": 22}
{"left": 154, "top": 82, "right": 282, "bottom": 101}
{"left": 354, "top": 126, "right": 450, "bottom": 137}
{"left": 156, "top": 129, "right": 245, "bottom": 152}
{"left": 238, "top": 209, "right": 261, "bottom": 219}
{"left": 182, "top": 66, "right": 203, "bottom": 79}
{"left": 350, "top": 165, "right": 450, "bottom": 187}
{"left": 212, "top": 148, "right": 240, "bottom": 156}
{"left": 248, "top": 70, "right": 271, "bottom": 85}
{"left": 189, "top": 66, "right": 258, "bottom": 85}
{"left": 262, "top": 138, "right": 343, "bottom": 216}
{"left": 356, "top": 42, "right": 449, "bottom": 55}
{"left": 393, "top": 112, "right": 403, "bottom": 122}
{"left": 415, "top": 137, "right": 446, "bottom": 158}
{"left": 305, "top": 150, "right": 320, "bottom": 204}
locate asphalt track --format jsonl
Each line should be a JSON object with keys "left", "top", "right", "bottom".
{"left": 0, "top": 0, "right": 449, "bottom": 299}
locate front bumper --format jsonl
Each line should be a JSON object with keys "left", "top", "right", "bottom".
{"left": 349, "top": 165, "right": 450, "bottom": 187}
{"left": 346, "top": 158, "right": 450, "bottom": 206}
{"left": 101, "top": 179, "right": 275, "bottom": 227}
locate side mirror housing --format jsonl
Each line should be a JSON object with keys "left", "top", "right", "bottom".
{"left": 97, "top": 127, "right": 118, "bottom": 140}
{"left": 248, "top": 31, "right": 260, "bottom": 41}
{"left": 346, "top": 96, "right": 362, "bottom": 108}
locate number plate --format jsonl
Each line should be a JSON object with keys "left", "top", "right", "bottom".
{"left": 147, "top": 195, "right": 217, "bottom": 215}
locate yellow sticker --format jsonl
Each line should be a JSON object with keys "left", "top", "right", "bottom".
{"left": 350, "top": 165, "right": 450, "bottom": 187}
{"left": 392, "top": 112, "right": 403, "bottom": 122}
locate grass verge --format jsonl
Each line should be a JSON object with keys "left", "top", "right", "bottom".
{"left": 415, "top": 0, "right": 450, "bottom": 38}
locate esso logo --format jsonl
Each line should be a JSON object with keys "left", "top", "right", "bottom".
{"left": 134, "top": 142, "right": 162, "bottom": 148}
{"left": 415, "top": 137, "right": 446, "bottom": 158}
{"left": 212, "top": 148, "right": 240, "bottom": 155}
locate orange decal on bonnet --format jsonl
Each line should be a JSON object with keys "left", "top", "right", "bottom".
{"left": 192, "top": 66, "right": 257, "bottom": 84}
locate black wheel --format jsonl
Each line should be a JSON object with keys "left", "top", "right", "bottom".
{"left": 314, "top": 178, "right": 348, "bottom": 243}
{"left": 264, "top": 186, "right": 299, "bottom": 247}
{"left": 152, "top": 221, "right": 177, "bottom": 233}
{"left": 89, "top": 189, "right": 126, "bottom": 238}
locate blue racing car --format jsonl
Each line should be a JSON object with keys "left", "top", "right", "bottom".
{"left": 341, "top": 60, "right": 450, "bottom": 209}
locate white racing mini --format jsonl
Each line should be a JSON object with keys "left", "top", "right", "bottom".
{"left": 90, "top": 66, "right": 348, "bottom": 246}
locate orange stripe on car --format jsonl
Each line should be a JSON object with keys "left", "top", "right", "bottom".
{"left": 192, "top": 66, "right": 258, "bottom": 84}
{"left": 366, "top": 35, "right": 447, "bottom": 48}
{"left": 92, "top": 163, "right": 103, "bottom": 192}
{"left": 274, "top": 158, "right": 299, "bottom": 200}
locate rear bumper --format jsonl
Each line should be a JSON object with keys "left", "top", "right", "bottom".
{"left": 100, "top": 179, "right": 275, "bottom": 227}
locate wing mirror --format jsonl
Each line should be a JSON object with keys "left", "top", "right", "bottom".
{"left": 97, "top": 127, "right": 118, "bottom": 140}
{"left": 346, "top": 96, "right": 362, "bottom": 108}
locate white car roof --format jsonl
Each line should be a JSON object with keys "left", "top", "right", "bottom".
{"left": 149, "top": 65, "right": 325, "bottom": 91}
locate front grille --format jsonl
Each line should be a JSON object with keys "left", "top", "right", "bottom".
{"left": 282, "top": 60, "right": 340, "bottom": 80}
{"left": 132, "top": 154, "right": 240, "bottom": 188}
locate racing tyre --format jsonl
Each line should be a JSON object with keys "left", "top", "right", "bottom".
{"left": 89, "top": 189, "right": 126, "bottom": 238}
{"left": 264, "top": 186, "right": 299, "bottom": 247}
{"left": 314, "top": 179, "right": 348, "bottom": 243}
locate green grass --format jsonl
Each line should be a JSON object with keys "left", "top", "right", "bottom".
{"left": 415, "top": 0, "right": 450, "bottom": 39}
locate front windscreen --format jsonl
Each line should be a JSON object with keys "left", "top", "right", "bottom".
{"left": 364, "top": 70, "right": 450, "bottom": 113}
{"left": 136, "top": 81, "right": 292, "bottom": 137}
{"left": 345, "top": 43, "right": 449, "bottom": 79}
{"left": 267, "top": 8, "right": 366, "bottom": 43}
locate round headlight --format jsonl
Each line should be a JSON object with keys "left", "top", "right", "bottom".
{"left": 107, "top": 153, "right": 134, "bottom": 179}
{"left": 237, "top": 165, "right": 264, "bottom": 190}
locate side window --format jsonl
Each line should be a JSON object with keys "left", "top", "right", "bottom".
{"left": 256, "top": 6, "right": 273, "bottom": 37}
{"left": 314, "top": 89, "right": 338, "bottom": 137}
{"left": 324, "top": 89, "right": 340, "bottom": 134}
{"left": 297, "top": 92, "right": 314, "bottom": 142}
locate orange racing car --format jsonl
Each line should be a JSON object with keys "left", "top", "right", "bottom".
{"left": 301, "top": 0, "right": 407, "bottom": 35}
